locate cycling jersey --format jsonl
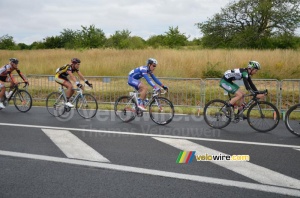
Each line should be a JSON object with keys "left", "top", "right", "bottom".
{"left": 55, "top": 64, "right": 79, "bottom": 78}
{"left": 0, "top": 64, "right": 26, "bottom": 83}
{"left": 128, "top": 66, "right": 162, "bottom": 89}
{"left": 0, "top": 64, "right": 14, "bottom": 77}
{"left": 220, "top": 68, "right": 257, "bottom": 94}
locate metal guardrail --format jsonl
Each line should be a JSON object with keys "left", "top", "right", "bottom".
{"left": 10, "top": 75, "right": 300, "bottom": 114}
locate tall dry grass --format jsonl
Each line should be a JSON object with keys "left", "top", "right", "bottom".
{"left": 0, "top": 49, "right": 300, "bottom": 79}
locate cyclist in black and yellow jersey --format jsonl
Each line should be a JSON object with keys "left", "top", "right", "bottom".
{"left": 55, "top": 58, "right": 92, "bottom": 108}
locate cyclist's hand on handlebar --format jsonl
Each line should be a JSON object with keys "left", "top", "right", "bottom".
{"left": 77, "top": 84, "right": 83, "bottom": 89}
{"left": 154, "top": 86, "right": 161, "bottom": 93}
{"left": 24, "top": 81, "right": 29, "bottom": 86}
{"left": 85, "top": 80, "right": 93, "bottom": 88}
{"left": 162, "top": 85, "right": 168, "bottom": 91}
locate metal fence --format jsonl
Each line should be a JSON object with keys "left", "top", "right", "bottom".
{"left": 11, "top": 75, "right": 300, "bottom": 113}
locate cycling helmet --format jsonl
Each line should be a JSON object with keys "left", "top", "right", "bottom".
{"left": 146, "top": 58, "right": 158, "bottom": 66}
{"left": 247, "top": 61, "right": 261, "bottom": 70}
{"left": 71, "top": 58, "right": 81, "bottom": 64}
{"left": 10, "top": 58, "right": 19, "bottom": 64}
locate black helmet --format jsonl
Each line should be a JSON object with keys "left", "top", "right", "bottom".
{"left": 10, "top": 58, "right": 19, "bottom": 64}
{"left": 71, "top": 58, "right": 81, "bottom": 64}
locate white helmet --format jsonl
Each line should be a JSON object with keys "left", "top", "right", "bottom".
{"left": 146, "top": 58, "right": 158, "bottom": 65}
{"left": 247, "top": 61, "right": 261, "bottom": 70}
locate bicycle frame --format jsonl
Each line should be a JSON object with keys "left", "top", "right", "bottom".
{"left": 58, "top": 86, "right": 83, "bottom": 104}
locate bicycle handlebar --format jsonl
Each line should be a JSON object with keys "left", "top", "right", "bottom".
{"left": 153, "top": 88, "right": 168, "bottom": 96}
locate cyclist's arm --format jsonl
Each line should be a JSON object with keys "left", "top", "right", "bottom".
{"left": 67, "top": 70, "right": 78, "bottom": 84}
{"left": 241, "top": 71, "right": 254, "bottom": 91}
{"left": 6, "top": 69, "right": 17, "bottom": 84}
{"left": 150, "top": 73, "right": 163, "bottom": 86}
{"left": 247, "top": 76, "right": 258, "bottom": 91}
{"left": 16, "top": 69, "right": 28, "bottom": 83}
{"left": 76, "top": 71, "right": 86, "bottom": 81}
{"left": 142, "top": 73, "right": 156, "bottom": 87}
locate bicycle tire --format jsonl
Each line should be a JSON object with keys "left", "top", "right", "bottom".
{"left": 284, "top": 103, "right": 300, "bottom": 137}
{"left": 114, "top": 96, "right": 137, "bottom": 122}
{"left": 247, "top": 101, "right": 280, "bottom": 132}
{"left": 13, "top": 90, "right": 32, "bottom": 113}
{"left": 76, "top": 93, "right": 98, "bottom": 119}
{"left": 149, "top": 97, "right": 174, "bottom": 125}
{"left": 46, "top": 92, "right": 65, "bottom": 117}
{"left": 203, "top": 99, "right": 231, "bottom": 129}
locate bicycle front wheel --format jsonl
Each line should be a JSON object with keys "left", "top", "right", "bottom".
{"left": 114, "top": 96, "right": 137, "bottom": 122}
{"left": 149, "top": 97, "right": 174, "bottom": 125}
{"left": 76, "top": 94, "right": 98, "bottom": 119}
{"left": 285, "top": 104, "right": 300, "bottom": 137}
{"left": 203, "top": 99, "right": 231, "bottom": 129}
{"left": 247, "top": 101, "right": 280, "bottom": 132}
{"left": 46, "top": 92, "right": 65, "bottom": 117}
{"left": 13, "top": 90, "right": 32, "bottom": 112}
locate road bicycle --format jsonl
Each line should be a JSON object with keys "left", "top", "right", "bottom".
{"left": 46, "top": 85, "right": 98, "bottom": 119}
{"left": 114, "top": 88, "right": 174, "bottom": 125}
{"left": 203, "top": 89, "right": 280, "bottom": 132}
{"left": 0, "top": 82, "right": 32, "bottom": 112}
{"left": 284, "top": 103, "right": 300, "bottom": 137}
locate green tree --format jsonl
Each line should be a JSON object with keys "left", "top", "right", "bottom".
{"left": 43, "top": 36, "right": 64, "bottom": 49}
{"left": 105, "top": 29, "right": 131, "bottom": 49}
{"left": 164, "top": 26, "right": 188, "bottom": 48}
{"left": 60, "top": 29, "right": 78, "bottom": 49}
{"left": 196, "top": 0, "right": 300, "bottom": 48}
{"left": 146, "top": 35, "right": 166, "bottom": 48}
{"left": 78, "top": 25, "right": 106, "bottom": 48}
{"left": 0, "top": 34, "right": 16, "bottom": 49}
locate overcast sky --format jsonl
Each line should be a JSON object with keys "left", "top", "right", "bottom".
{"left": 0, "top": 0, "right": 233, "bottom": 44}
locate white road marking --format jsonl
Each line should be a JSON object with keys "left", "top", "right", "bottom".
{"left": 153, "top": 137, "right": 300, "bottom": 189}
{"left": 0, "top": 122, "right": 299, "bottom": 149}
{"left": 0, "top": 150, "right": 300, "bottom": 197}
{"left": 42, "top": 129, "right": 110, "bottom": 163}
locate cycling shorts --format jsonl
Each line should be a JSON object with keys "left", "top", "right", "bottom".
{"left": 0, "top": 76, "right": 7, "bottom": 82}
{"left": 55, "top": 75, "right": 70, "bottom": 85}
{"left": 128, "top": 76, "right": 140, "bottom": 90}
{"left": 219, "top": 78, "right": 239, "bottom": 94}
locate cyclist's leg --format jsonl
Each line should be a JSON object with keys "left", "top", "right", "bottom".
{"left": 128, "top": 77, "right": 146, "bottom": 110}
{"left": 219, "top": 79, "right": 241, "bottom": 106}
{"left": 55, "top": 77, "right": 73, "bottom": 101}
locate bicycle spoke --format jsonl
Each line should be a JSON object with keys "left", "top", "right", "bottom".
{"left": 46, "top": 92, "right": 65, "bottom": 117}
{"left": 114, "top": 96, "right": 136, "bottom": 122}
{"left": 247, "top": 101, "right": 280, "bottom": 132}
{"left": 149, "top": 97, "right": 174, "bottom": 125}
{"left": 204, "top": 99, "right": 231, "bottom": 129}
{"left": 13, "top": 90, "right": 32, "bottom": 112}
{"left": 76, "top": 94, "right": 98, "bottom": 119}
{"left": 285, "top": 104, "right": 300, "bottom": 137}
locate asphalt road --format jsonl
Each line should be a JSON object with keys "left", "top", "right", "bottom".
{"left": 0, "top": 106, "right": 299, "bottom": 198}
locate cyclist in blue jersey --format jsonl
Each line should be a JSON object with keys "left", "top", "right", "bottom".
{"left": 128, "top": 58, "right": 168, "bottom": 111}
{"left": 219, "top": 61, "right": 265, "bottom": 118}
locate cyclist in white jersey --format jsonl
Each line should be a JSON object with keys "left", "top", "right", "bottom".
{"left": 128, "top": 58, "right": 168, "bottom": 111}
{"left": 0, "top": 58, "right": 29, "bottom": 109}
{"left": 219, "top": 61, "right": 265, "bottom": 118}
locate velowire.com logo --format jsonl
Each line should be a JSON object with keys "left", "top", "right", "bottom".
{"left": 176, "top": 151, "right": 250, "bottom": 163}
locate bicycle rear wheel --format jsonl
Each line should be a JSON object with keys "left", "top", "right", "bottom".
{"left": 13, "top": 90, "right": 32, "bottom": 112}
{"left": 46, "top": 92, "right": 65, "bottom": 117}
{"left": 76, "top": 94, "right": 98, "bottom": 119}
{"left": 247, "top": 101, "right": 280, "bottom": 132}
{"left": 114, "top": 96, "right": 137, "bottom": 122}
{"left": 285, "top": 104, "right": 300, "bottom": 137}
{"left": 149, "top": 97, "right": 174, "bottom": 125}
{"left": 203, "top": 99, "right": 231, "bottom": 129}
